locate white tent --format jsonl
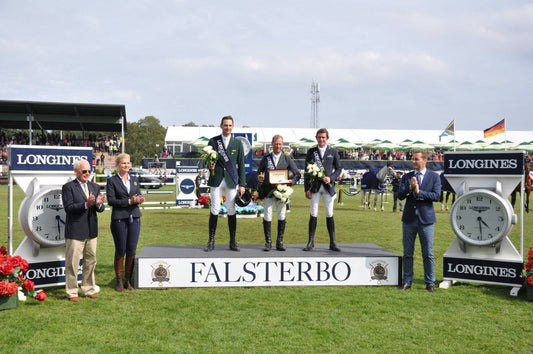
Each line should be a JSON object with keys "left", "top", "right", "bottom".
{"left": 164, "top": 126, "right": 533, "bottom": 154}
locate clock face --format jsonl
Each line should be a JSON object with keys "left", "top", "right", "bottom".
{"left": 450, "top": 190, "right": 513, "bottom": 246}
{"left": 25, "top": 188, "right": 66, "bottom": 247}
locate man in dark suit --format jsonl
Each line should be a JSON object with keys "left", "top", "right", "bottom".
{"left": 398, "top": 150, "right": 441, "bottom": 292}
{"left": 303, "top": 128, "right": 342, "bottom": 252}
{"left": 204, "top": 115, "right": 246, "bottom": 252}
{"left": 257, "top": 134, "right": 301, "bottom": 251}
{"left": 62, "top": 159, "right": 106, "bottom": 301}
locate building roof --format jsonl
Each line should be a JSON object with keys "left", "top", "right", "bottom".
{"left": 0, "top": 100, "right": 126, "bottom": 132}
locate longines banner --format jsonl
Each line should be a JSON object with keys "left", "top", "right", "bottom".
{"left": 9, "top": 145, "right": 93, "bottom": 171}
{"left": 137, "top": 255, "right": 400, "bottom": 288}
{"left": 444, "top": 151, "right": 524, "bottom": 175}
{"left": 24, "top": 259, "right": 83, "bottom": 287}
{"left": 443, "top": 257, "right": 523, "bottom": 286}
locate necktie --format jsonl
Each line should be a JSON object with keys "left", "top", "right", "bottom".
{"left": 83, "top": 183, "right": 89, "bottom": 198}
{"left": 415, "top": 172, "right": 421, "bottom": 185}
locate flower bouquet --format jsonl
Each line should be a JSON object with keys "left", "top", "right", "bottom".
{"left": 201, "top": 146, "right": 219, "bottom": 175}
{"left": 0, "top": 246, "right": 47, "bottom": 309}
{"left": 521, "top": 246, "right": 533, "bottom": 300}
{"left": 268, "top": 184, "right": 294, "bottom": 204}
{"left": 305, "top": 162, "right": 330, "bottom": 188}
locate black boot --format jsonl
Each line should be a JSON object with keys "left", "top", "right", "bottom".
{"left": 303, "top": 216, "right": 317, "bottom": 251}
{"left": 204, "top": 213, "right": 218, "bottom": 252}
{"left": 228, "top": 214, "right": 239, "bottom": 251}
{"left": 327, "top": 217, "right": 341, "bottom": 252}
{"left": 276, "top": 219, "right": 286, "bottom": 251}
{"left": 263, "top": 220, "right": 272, "bottom": 251}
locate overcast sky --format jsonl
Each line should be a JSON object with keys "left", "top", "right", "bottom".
{"left": 1, "top": 0, "right": 532, "bottom": 132}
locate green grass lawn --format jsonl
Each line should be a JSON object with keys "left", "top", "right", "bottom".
{"left": 2, "top": 184, "right": 533, "bottom": 352}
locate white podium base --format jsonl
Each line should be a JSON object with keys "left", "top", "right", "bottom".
{"left": 135, "top": 243, "right": 401, "bottom": 289}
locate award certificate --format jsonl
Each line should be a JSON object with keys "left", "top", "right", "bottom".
{"left": 268, "top": 169, "right": 291, "bottom": 185}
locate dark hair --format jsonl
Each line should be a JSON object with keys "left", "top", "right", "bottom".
{"left": 316, "top": 128, "right": 329, "bottom": 139}
{"left": 412, "top": 150, "right": 428, "bottom": 159}
{"left": 221, "top": 115, "right": 234, "bottom": 125}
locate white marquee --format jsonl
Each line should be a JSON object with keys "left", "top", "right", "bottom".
{"left": 165, "top": 126, "right": 533, "bottom": 153}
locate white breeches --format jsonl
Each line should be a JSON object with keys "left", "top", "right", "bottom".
{"left": 310, "top": 185, "right": 336, "bottom": 218}
{"left": 263, "top": 197, "right": 287, "bottom": 222}
{"left": 210, "top": 179, "right": 238, "bottom": 216}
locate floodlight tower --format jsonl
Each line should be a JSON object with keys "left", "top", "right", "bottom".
{"left": 310, "top": 80, "right": 320, "bottom": 128}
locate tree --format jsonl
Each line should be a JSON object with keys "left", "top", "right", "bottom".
{"left": 125, "top": 116, "right": 166, "bottom": 165}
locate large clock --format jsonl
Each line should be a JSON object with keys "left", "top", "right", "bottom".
{"left": 19, "top": 187, "right": 66, "bottom": 247}
{"left": 450, "top": 189, "right": 515, "bottom": 247}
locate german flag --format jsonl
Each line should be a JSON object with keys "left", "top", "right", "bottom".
{"left": 483, "top": 119, "right": 505, "bottom": 138}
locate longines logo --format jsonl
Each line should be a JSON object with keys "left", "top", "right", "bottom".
{"left": 446, "top": 263, "right": 517, "bottom": 278}
{"left": 370, "top": 261, "right": 389, "bottom": 284}
{"left": 446, "top": 158, "right": 517, "bottom": 170}
{"left": 16, "top": 154, "right": 87, "bottom": 166}
{"left": 444, "top": 152, "right": 523, "bottom": 175}
{"left": 443, "top": 257, "right": 523, "bottom": 285}
{"left": 180, "top": 179, "right": 195, "bottom": 194}
{"left": 9, "top": 146, "right": 93, "bottom": 172}
{"left": 151, "top": 262, "right": 171, "bottom": 286}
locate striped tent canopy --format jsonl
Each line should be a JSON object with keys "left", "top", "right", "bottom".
{"left": 190, "top": 136, "right": 210, "bottom": 148}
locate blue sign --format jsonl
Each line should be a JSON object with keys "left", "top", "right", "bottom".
{"left": 9, "top": 146, "right": 93, "bottom": 172}
{"left": 179, "top": 178, "right": 195, "bottom": 194}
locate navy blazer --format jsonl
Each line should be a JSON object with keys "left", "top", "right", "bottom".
{"left": 398, "top": 169, "right": 441, "bottom": 224}
{"left": 304, "top": 146, "right": 342, "bottom": 193}
{"left": 257, "top": 152, "right": 301, "bottom": 198}
{"left": 62, "top": 179, "right": 105, "bottom": 240}
{"left": 106, "top": 174, "right": 143, "bottom": 220}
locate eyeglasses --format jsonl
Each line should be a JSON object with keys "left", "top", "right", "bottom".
{"left": 81, "top": 170, "right": 91, "bottom": 174}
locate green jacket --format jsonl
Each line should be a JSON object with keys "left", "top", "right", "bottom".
{"left": 207, "top": 135, "right": 246, "bottom": 189}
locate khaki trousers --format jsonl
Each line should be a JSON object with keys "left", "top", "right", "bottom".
{"left": 65, "top": 237, "right": 98, "bottom": 298}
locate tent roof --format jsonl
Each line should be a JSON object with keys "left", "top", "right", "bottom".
{"left": 0, "top": 100, "right": 126, "bottom": 132}
{"left": 165, "top": 126, "right": 533, "bottom": 148}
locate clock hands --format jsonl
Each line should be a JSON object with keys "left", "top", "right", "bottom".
{"left": 477, "top": 216, "right": 492, "bottom": 239}
{"left": 55, "top": 214, "right": 65, "bottom": 235}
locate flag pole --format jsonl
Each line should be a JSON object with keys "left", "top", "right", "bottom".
{"left": 453, "top": 118, "right": 456, "bottom": 152}
{"left": 504, "top": 118, "right": 507, "bottom": 151}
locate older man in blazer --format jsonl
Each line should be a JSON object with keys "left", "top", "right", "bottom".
{"left": 257, "top": 135, "right": 301, "bottom": 251}
{"left": 62, "top": 159, "right": 106, "bottom": 301}
{"left": 204, "top": 115, "right": 246, "bottom": 252}
{"left": 398, "top": 150, "right": 441, "bottom": 292}
{"left": 304, "top": 128, "right": 342, "bottom": 252}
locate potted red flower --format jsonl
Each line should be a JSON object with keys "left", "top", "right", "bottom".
{"left": 0, "top": 246, "right": 47, "bottom": 310}
{"left": 521, "top": 246, "right": 533, "bottom": 301}
{"left": 197, "top": 195, "right": 211, "bottom": 208}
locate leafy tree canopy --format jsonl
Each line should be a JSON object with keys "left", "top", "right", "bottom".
{"left": 125, "top": 116, "right": 166, "bottom": 165}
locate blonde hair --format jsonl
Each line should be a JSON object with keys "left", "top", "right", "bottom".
{"left": 115, "top": 153, "right": 131, "bottom": 167}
